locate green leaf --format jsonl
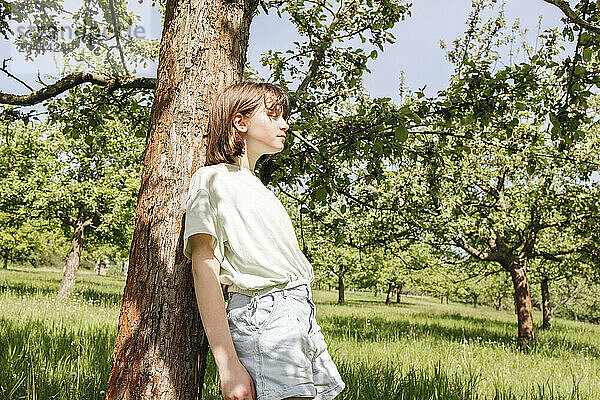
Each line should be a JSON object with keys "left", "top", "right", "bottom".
{"left": 135, "top": 129, "right": 147, "bottom": 138}
{"left": 400, "top": 106, "right": 421, "bottom": 124}
{"left": 395, "top": 124, "right": 408, "bottom": 142}
{"left": 370, "top": 50, "right": 377, "bottom": 59}
{"left": 374, "top": 139, "right": 383, "bottom": 155}
{"left": 334, "top": 231, "right": 345, "bottom": 246}
{"left": 315, "top": 187, "right": 327, "bottom": 202}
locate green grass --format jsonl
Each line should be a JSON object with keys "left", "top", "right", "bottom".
{"left": 1, "top": 267, "right": 599, "bottom": 399}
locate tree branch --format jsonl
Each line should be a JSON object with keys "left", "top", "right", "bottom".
{"left": 454, "top": 235, "right": 492, "bottom": 261}
{"left": 56, "top": 210, "right": 76, "bottom": 228}
{"left": 542, "top": 0, "right": 600, "bottom": 34}
{"left": 0, "top": 72, "right": 156, "bottom": 106}
{"left": 1, "top": 59, "right": 34, "bottom": 92}
{"left": 295, "top": 0, "right": 344, "bottom": 93}
{"left": 551, "top": 283, "right": 583, "bottom": 313}
{"left": 108, "top": 0, "right": 130, "bottom": 75}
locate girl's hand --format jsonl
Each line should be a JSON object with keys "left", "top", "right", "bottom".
{"left": 219, "top": 360, "right": 256, "bottom": 400}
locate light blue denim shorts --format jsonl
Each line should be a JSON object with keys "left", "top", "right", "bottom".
{"left": 226, "top": 283, "right": 345, "bottom": 400}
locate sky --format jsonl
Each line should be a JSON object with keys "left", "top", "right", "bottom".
{"left": 247, "top": 0, "right": 567, "bottom": 103}
{"left": 0, "top": 0, "right": 570, "bottom": 104}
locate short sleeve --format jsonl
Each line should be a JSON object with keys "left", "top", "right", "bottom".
{"left": 183, "top": 187, "right": 225, "bottom": 264}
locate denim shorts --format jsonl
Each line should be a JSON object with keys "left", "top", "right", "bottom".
{"left": 226, "top": 283, "right": 345, "bottom": 400}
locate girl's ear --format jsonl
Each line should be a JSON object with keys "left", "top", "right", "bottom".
{"left": 232, "top": 112, "right": 247, "bottom": 134}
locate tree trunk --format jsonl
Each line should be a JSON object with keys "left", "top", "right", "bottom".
{"left": 473, "top": 293, "right": 478, "bottom": 308}
{"left": 496, "top": 294, "right": 502, "bottom": 310}
{"left": 396, "top": 283, "right": 403, "bottom": 303}
{"left": 374, "top": 287, "right": 378, "bottom": 297}
{"left": 2, "top": 247, "right": 8, "bottom": 269}
{"left": 338, "top": 275, "right": 345, "bottom": 305}
{"left": 541, "top": 277, "right": 552, "bottom": 329}
{"left": 508, "top": 257, "right": 535, "bottom": 348}
{"left": 385, "top": 281, "right": 393, "bottom": 305}
{"left": 105, "top": 0, "right": 258, "bottom": 398}
{"left": 58, "top": 219, "right": 86, "bottom": 298}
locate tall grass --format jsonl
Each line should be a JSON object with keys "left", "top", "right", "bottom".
{"left": 1, "top": 267, "right": 599, "bottom": 399}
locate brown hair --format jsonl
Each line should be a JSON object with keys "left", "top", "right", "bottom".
{"left": 205, "top": 81, "right": 290, "bottom": 166}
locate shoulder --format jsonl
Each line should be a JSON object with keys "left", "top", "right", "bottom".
{"left": 188, "top": 164, "right": 228, "bottom": 195}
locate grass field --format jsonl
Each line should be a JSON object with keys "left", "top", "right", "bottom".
{"left": 1, "top": 266, "right": 599, "bottom": 399}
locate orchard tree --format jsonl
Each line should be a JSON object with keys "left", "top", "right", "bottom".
{"left": 38, "top": 85, "right": 148, "bottom": 297}
{"left": 310, "top": 231, "right": 362, "bottom": 305}
{"left": 376, "top": 1, "right": 600, "bottom": 347}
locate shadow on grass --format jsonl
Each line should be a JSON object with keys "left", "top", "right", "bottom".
{"left": 320, "top": 311, "right": 600, "bottom": 359}
{"left": 0, "top": 281, "right": 124, "bottom": 306}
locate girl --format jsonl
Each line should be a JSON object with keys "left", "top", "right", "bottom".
{"left": 183, "top": 81, "right": 346, "bottom": 400}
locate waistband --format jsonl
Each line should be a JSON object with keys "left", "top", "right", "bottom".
{"left": 227, "top": 278, "right": 312, "bottom": 297}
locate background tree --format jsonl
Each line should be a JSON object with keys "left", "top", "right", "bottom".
{"left": 0, "top": 119, "right": 48, "bottom": 268}
{"left": 36, "top": 85, "right": 147, "bottom": 297}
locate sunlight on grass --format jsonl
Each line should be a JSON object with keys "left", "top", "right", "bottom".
{"left": 1, "top": 267, "right": 599, "bottom": 399}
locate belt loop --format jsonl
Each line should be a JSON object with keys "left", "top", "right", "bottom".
{"left": 248, "top": 293, "right": 259, "bottom": 310}
{"left": 282, "top": 288, "right": 287, "bottom": 298}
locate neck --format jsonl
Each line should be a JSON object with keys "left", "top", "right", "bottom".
{"left": 231, "top": 151, "right": 259, "bottom": 171}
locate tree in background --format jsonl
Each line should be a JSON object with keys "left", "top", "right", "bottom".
{"left": 382, "top": 1, "right": 600, "bottom": 348}
{"left": 0, "top": 119, "right": 49, "bottom": 268}
{"left": 38, "top": 85, "right": 147, "bottom": 297}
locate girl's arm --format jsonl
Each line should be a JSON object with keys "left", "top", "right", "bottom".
{"left": 189, "top": 233, "right": 256, "bottom": 400}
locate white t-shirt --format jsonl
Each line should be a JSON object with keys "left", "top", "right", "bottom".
{"left": 183, "top": 163, "right": 315, "bottom": 295}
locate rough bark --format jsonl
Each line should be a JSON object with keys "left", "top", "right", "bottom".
{"left": 507, "top": 257, "right": 535, "bottom": 347}
{"left": 385, "top": 281, "right": 393, "bottom": 305}
{"left": 105, "top": 0, "right": 259, "bottom": 398}
{"left": 496, "top": 293, "right": 502, "bottom": 310}
{"left": 338, "top": 275, "right": 345, "bottom": 305}
{"left": 541, "top": 277, "right": 553, "bottom": 330}
{"left": 473, "top": 293, "right": 478, "bottom": 308}
{"left": 57, "top": 219, "right": 86, "bottom": 298}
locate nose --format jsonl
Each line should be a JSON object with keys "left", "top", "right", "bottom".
{"left": 281, "top": 119, "right": 289, "bottom": 132}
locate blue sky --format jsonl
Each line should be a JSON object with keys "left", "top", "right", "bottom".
{"left": 1, "top": 0, "right": 569, "bottom": 104}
